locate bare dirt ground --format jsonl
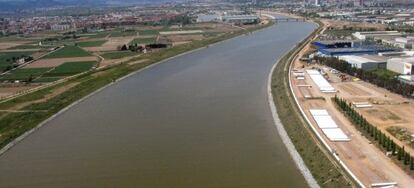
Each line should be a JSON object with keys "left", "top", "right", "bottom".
{"left": 292, "top": 63, "right": 414, "bottom": 187}
{"left": 0, "top": 49, "right": 41, "bottom": 53}
{"left": 0, "top": 85, "right": 37, "bottom": 98}
{"left": 290, "top": 21, "right": 414, "bottom": 187}
{"left": 167, "top": 34, "right": 204, "bottom": 43}
{"left": 0, "top": 41, "right": 31, "bottom": 50}
{"left": 24, "top": 56, "right": 99, "bottom": 68}
{"left": 84, "top": 36, "right": 135, "bottom": 52}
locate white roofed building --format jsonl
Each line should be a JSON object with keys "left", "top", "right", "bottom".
{"left": 339, "top": 55, "right": 388, "bottom": 71}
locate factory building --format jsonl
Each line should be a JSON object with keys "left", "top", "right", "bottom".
{"left": 387, "top": 57, "right": 414, "bottom": 75}
{"left": 339, "top": 55, "right": 387, "bottom": 71}
{"left": 196, "top": 15, "right": 221, "bottom": 23}
{"left": 313, "top": 39, "right": 398, "bottom": 57}
{"left": 317, "top": 47, "right": 396, "bottom": 57}
{"left": 381, "top": 36, "right": 414, "bottom": 49}
{"left": 353, "top": 31, "right": 403, "bottom": 40}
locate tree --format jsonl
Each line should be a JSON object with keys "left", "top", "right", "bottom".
{"left": 392, "top": 142, "right": 396, "bottom": 155}
{"left": 121, "top": 44, "right": 128, "bottom": 51}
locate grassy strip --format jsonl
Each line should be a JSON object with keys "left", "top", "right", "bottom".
{"left": 271, "top": 21, "right": 357, "bottom": 188}
{"left": 0, "top": 23, "right": 271, "bottom": 150}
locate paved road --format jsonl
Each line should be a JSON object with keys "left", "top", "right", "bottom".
{"left": 0, "top": 22, "right": 317, "bottom": 188}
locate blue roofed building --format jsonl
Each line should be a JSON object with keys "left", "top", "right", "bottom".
{"left": 312, "top": 40, "right": 353, "bottom": 49}
{"left": 313, "top": 40, "right": 399, "bottom": 57}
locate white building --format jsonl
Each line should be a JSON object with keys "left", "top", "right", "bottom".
{"left": 387, "top": 57, "right": 414, "bottom": 75}
{"left": 196, "top": 14, "right": 220, "bottom": 23}
{"left": 339, "top": 55, "right": 387, "bottom": 70}
{"left": 353, "top": 31, "right": 403, "bottom": 40}
{"left": 50, "top": 24, "right": 71, "bottom": 31}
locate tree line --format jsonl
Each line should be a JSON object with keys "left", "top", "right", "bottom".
{"left": 315, "top": 56, "right": 414, "bottom": 98}
{"left": 333, "top": 96, "right": 414, "bottom": 170}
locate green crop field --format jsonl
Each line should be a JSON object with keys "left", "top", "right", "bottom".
{"left": 34, "top": 76, "right": 62, "bottom": 83}
{"left": 109, "top": 30, "right": 137, "bottom": 37}
{"left": 101, "top": 51, "right": 138, "bottom": 60}
{"left": 43, "top": 45, "right": 91, "bottom": 59}
{"left": 76, "top": 40, "right": 107, "bottom": 47}
{"left": 86, "top": 31, "right": 111, "bottom": 39}
{"left": 0, "top": 51, "right": 34, "bottom": 72}
{"left": 0, "top": 68, "right": 51, "bottom": 81}
{"left": 44, "top": 61, "right": 96, "bottom": 77}
{"left": 137, "top": 30, "right": 159, "bottom": 35}
{"left": 129, "top": 37, "right": 156, "bottom": 45}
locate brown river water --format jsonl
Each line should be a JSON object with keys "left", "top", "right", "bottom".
{"left": 0, "top": 21, "right": 316, "bottom": 188}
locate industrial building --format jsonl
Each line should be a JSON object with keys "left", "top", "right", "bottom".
{"left": 317, "top": 47, "right": 395, "bottom": 57}
{"left": 339, "top": 55, "right": 387, "bottom": 70}
{"left": 313, "top": 40, "right": 397, "bottom": 57}
{"left": 196, "top": 14, "right": 220, "bottom": 23}
{"left": 387, "top": 57, "right": 414, "bottom": 75}
{"left": 353, "top": 31, "right": 403, "bottom": 40}
{"left": 312, "top": 40, "right": 353, "bottom": 49}
{"left": 381, "top": 36, "right": 414, "bottom": 49}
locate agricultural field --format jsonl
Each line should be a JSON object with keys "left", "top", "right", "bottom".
{"left": 101, "top": 51, "right": 139, "bottom": 60}
{"left": 7, "top": 43, "right": 42, "bottom": 50}
{"left": 109, "top": 30, "right": 138, "bottom": 37}
{"left": 0, "top": 67, "right": 50, "bottom": 82}
{"left": 83, "top": 36, "right": 135, "bottom": 52}
{"left": 137, "top": 29, "right": 159, "bottom": 36}
{"left": 26, "top": 56, "right": 99, "bottom": 68}
{"left": 43, "top": 61, "right": 96, "bottom": 77}
{"left": 0, "top": 51, "right": 34, "bottom": 72}
{"left": 82, "top": 31, "right": 111, "bottom": 39}
{"left": 76, "top": 40, "right": 107, "bottom": 47}
{"left": 44, "top": 45, "right": 91, "bottom": 59}
{"left": 0, "top": 41, "right": 33, "bottom": 50}
{"left": 129, "top": 37, "right": 156, "bottom": 45}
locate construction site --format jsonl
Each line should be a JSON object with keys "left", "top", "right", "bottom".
{"left": 289, "top": 20, "right": 414, "bottom": 188}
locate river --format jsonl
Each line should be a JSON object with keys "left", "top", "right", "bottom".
{"left": 0, "top": 21, "right": 316, "bottom": 188}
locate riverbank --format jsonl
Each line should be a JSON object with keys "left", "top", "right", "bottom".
{"left": 0, "top": 23, "right": 272, "bottom": 154}
{"left": 269, "top": 19, "right": 358, "bottom": 188}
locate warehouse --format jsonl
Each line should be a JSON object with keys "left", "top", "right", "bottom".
{"left": 387, "top": 57, "right": 414, "bottom": 75}
{"left": 196, "top": 14, "right": 220, "bottom": 23}
{"left": 339, "top": 55, "right": 387, "bottom": 70}
{"left": 353, "top": 31, "right": 403, "bottom": 40}
{"left": 318, "top": 46, "right": 396, "bottom": 57}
